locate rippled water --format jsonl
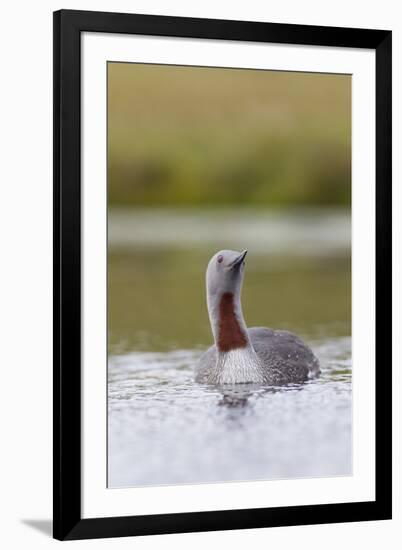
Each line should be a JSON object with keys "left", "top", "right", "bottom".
{"left": 108, "top": 336, "right": 351, "bottom": 488}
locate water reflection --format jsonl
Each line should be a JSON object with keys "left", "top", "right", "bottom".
{"left": 215, "top": 382, "right": 306, "bottom": 408}
{"left": 217, "top": 384, "right": 263, "bottom": 407}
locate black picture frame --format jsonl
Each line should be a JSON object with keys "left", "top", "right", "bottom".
{"left": 53, "top": 9, "right": 392, "bottom": 541}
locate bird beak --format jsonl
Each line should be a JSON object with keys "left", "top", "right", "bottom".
{"left": 231, "top": 250, "right": 248, "bottom": 269}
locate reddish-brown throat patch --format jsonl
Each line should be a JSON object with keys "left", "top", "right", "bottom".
{"left": 217, "top": 292, "right": 248, "bottom": 352}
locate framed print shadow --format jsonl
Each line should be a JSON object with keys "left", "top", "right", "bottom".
{"left": 53, "top": 9, "right": 392, "bottom": 541}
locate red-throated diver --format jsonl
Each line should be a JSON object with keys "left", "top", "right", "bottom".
{"left": 196, "top": 250, "right": 320, "bottom": 385}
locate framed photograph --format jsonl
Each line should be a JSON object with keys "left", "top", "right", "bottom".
{"left": 53, "top": 9, "right": 392, "bottom": 540}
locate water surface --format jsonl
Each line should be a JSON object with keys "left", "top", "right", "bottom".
{"left": 108, "top": 337, "right": 351, "bottom": 487}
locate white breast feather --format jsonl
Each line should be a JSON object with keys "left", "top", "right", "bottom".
{"left": 207, "top": 347, "right": 265, "bottom": 384}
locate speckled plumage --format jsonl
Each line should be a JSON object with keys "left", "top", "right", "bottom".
{"left": 196, "top": 327, "right": 320, "bottom": 385}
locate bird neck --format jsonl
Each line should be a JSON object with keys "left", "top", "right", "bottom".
{"left": 207, "top": 291, "right": 265, "bottom": 384}
{"left": 208, "top": 291, "right": 250, "bottom": 352}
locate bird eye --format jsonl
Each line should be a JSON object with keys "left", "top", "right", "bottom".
{"left": 217, "top": 255, "right": 223, "bottom": 264}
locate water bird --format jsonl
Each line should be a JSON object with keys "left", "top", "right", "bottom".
{"left": 196, "top": 250, "right": 320, "bottom": 385}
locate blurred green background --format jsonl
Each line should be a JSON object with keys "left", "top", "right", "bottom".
{"left": 108, "top": 63, "right": 351, "bottom": 208}
{"left": 107, "top": 63, "right": 351, "bottom": 354}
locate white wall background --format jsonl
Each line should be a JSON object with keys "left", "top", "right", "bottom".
{"left": 0, "top": 0, "right": 400, "bottom": 548}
